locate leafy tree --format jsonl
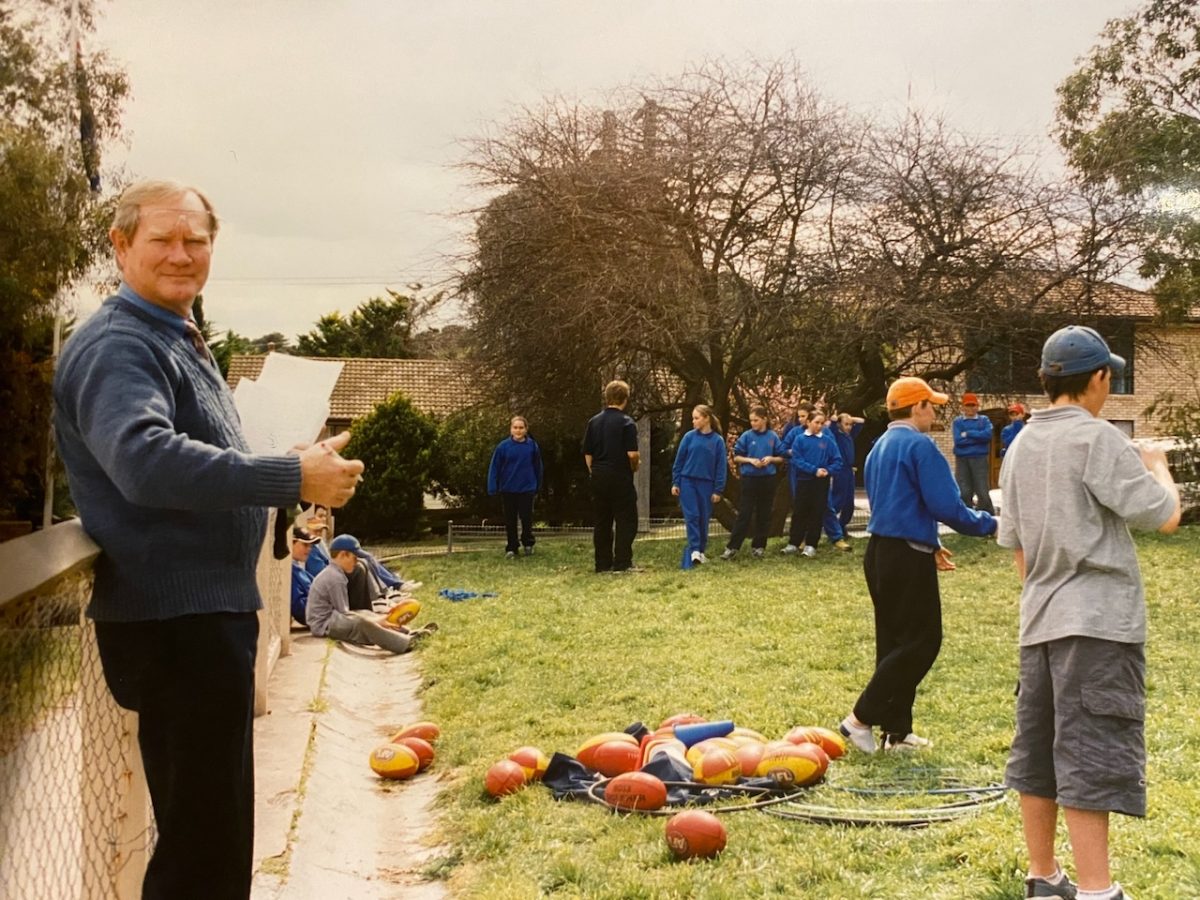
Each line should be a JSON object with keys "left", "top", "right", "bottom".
{"left": 1057, "top": 0, "right": 1200, "bottom": 316}
{"left": 295, "top": 290, "right": 422, "bottom": 358}
{"left": 336, "top": 393, "right": 439, "bottom": 540}
{"left": 431, "top": 407, "right": 504, "bottom": 513}
{"left": 1, "top": 0, "right": 127, "bottom": 520}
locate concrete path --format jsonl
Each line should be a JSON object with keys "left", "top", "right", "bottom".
{"left": 251, "top": 630, "right": 447, "bottom": 900}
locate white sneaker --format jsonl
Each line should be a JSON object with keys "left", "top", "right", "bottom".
{"left": 883, "top": 732, "right": 933, "bottom": 752}
{"left": 839, "top": 717, "right": 876, "bottom": 754}
{"left": 719, "top": 548, "right": 737, "bottom": 561}
{"left": 751, "top": 548, "right": 764, "bottom": 559}
{"left": 690, "top": 550, "right": 703, "bottom": 564}
{"left": 802, "top": 545, "right": 817, "bottom": 558}
{"left": 781, "top": 544, "right": 799, "bottom": 555}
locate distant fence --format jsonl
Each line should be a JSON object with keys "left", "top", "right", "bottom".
{"left": 0, "top": 516, "right": 291, "bottom": 900}
{"left": 369, "top": 506, "right": 871, "bottom": 561}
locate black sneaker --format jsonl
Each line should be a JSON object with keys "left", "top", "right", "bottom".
{"left": 1024, "top": 873, "right": 1078, "bottom": 898}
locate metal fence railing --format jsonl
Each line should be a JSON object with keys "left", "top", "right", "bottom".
{"left": 368, "top": 505, "right": 872, "bottom": 562}
{"left": 0, "top": 516, "right": 291, "bottom": 900}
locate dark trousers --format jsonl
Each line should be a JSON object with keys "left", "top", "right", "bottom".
{"left": 853, "top": 536, "right": 942, "bottom": 736}
{"left": 347, "top": 560, "right": 377, "bottom": 610}
{"left": 95, "top": 612, "right": 259, "bottom": 900}
{"left": 955, "top": 455, "right": 995, "bottom": 514}
{"left": 726, "top": 476, "right": 776, "bottom": 550}
{"left": 590, "top": 471, "right": 638, "bottom": 571}
{"left": 501, "top": 491, "right": 536, "bottom": 553}
{"left": 788, "top": 477, "right": 830, "bottom": 547}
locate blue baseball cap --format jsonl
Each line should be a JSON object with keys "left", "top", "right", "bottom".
{"left": 1039, "top": 326, "right": 1125, "bottom": 377}
{"left": 329, "top": 534, "right": 368, "bottom": 557}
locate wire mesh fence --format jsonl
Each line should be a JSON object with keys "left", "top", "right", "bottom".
{"left": 0, "top": 516, "right": 292, "bottom": 899}
{"left": 0, "top": 568, "right": 152, "bottom": 900}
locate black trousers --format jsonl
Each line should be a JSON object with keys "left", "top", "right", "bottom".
{"left": 853, "top": 536, "right": 942, "bottom": 736}
{"left": 726, "top": 476, "right": 776, "bottom": 550}
{"left": 347, "top": 560, "right": 377, "bottom": 610}
{"left": 788, "top": 477, "right": 830, "bottom": 547}
{"left": 590, "top": 471, "right": 638, "bottom": 571}
{"left": 501, "top": 491, "right": 536, "bottom": 553}
{"left": 95, "top": 612, "right": 259, "bottom": 900}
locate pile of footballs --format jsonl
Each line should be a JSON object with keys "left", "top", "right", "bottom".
{"left": 368, "top": 720, "right": 440, "bottom": 781}
{"left": 482, "top": 712, "right": 847, "bottom": 860}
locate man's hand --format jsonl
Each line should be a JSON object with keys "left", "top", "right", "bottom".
{"left": 299, "top": 431, "right": 365, "bottom": 509}
{"left": 816, "top": 467, "right": 828, "bottom": 478}
{"left": 934, "top": 546, "right": 956, "bottom": 571}
{"left": 710, "top": 493, "right": 721, "bottom": 504}
{"left": 671, "top": 485, "right": 680, "bottom": 497}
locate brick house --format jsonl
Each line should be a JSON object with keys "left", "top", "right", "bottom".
{"left": 924, "top": 283, "right": 1200, "bottom": 486}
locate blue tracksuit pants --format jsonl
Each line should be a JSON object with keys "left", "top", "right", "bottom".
{"left": 678, "top": 475, "right": 714, "bottom": 569}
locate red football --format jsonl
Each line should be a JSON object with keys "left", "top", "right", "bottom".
{"left": 734, "top": 741, "right": 766, "bottom": 777}
{"left": 577, "top": 732, "right": 638, "bottom": 769}
{"left": 665, "top": 810, "right": 727, "bottom": 860}
{"left": 507, "top": 745, "right": 550, "bottom": 781}
{"left": 784, "top": 725, "right": 848, "bottom": 760}
{"left": 659, "top": 712, "right": 707, "bottom": 729}
{"left": 604, "top": 771, "right": 668, "bottom": 811}
{"left": 395, "top": 736, "right": 434, "bottom": 771}
{"left": 590, "top": 739, "right": 641, "bottom": 777}
{"left": 485, "top": 759, "right": 527, "bottom": 797}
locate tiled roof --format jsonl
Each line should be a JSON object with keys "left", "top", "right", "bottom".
{"left": 227, "top": 356, "right": 480, "bottom": 422}
{"left": 1002, "top": 275, "right": 1200, "bottom": 321}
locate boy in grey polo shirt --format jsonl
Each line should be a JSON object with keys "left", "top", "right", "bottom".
{"left": 998, "top": 326, "right": 1180, "bottom": 900}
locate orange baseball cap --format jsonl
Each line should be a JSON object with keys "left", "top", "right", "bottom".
{"left": 886, "top": 377, "right": 949, "bottom": 411}
{"left": 961, "top": 392, "right": 979, "bottom": 406}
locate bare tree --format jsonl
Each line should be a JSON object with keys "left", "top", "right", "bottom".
{"left": 462, "top": 59, "right": 859, "bottom": 435}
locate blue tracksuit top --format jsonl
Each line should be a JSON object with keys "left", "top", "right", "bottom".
{"left": 782, "top": 429, "right": 842, "bottom": 480}
{"left": 952, "top": 414, "right": 993, "bottom": 457}
{"left": 672, "top": 430, "right": 728, "bottom": 494}
{"left": 487, "top": 435, "right": 543, "bottom": 494}
{"left": 865, "top": 420, "right": 996, "bottom": 546}
{"left": 1000, "top": 419, "right": 1024, "bottom": 455}
{"left": 733, "top": 427, "right": 785, "bottom": 477}
{"left": 830, "top": 423, "right": 861, "bottom": 472}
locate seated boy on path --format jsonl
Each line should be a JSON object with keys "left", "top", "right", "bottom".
{"left": 306, "top": 535, "right": 435, "bottom": 654}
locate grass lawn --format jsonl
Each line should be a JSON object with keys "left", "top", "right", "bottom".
{"left": 394, "top": 527, "right": 1200, "bottom": 900}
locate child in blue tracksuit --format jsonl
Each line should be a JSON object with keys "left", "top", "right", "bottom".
{"left": 1000, "top": 403, "right": 1025, "bottom": 456}
{"left": 781, "top": 411, "right": 842, "bottom": 557}
{"left": 672, "top": 405, "right": 728, "bottom": 568}
{"left": 721, "top": 406, "right": 786, "bottom": 559}
{"left": 823, "top": 412, "right": 864, "bottom": 546}
{"left": 488, "top": 415, "right": 544, "bottom": 557}
{"left": 952, "top": 392, "right": 995, "bottom": 514}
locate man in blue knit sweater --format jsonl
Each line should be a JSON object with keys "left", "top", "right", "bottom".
{"left": 839, "top": 377, "right": 996, "bottom": 754}
{"left": 53, "top": 180, "right": 364, "bottom": 900}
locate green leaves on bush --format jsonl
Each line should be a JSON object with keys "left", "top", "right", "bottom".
{"left": 337, "top": 393, "right": 440, "bottom": 541}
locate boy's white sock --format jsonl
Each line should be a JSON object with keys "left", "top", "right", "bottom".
{"left": 1077, "top": 884, "right": 1125, "bottom": 900}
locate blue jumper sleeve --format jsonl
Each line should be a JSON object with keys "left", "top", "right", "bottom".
{"left": 60, "top": 330, "right": 299, "bottom": 510}
{"left": 915, "top": 440, "right": 996, "bottom": 536}
{"left": 672, "top": 432, "right": 691, "bottom": 486}
{"left": 712, "top": 436, "right": 727, "bottom": 494}
{"left": 487, "top": 442, "right": 504, "bottom": 495}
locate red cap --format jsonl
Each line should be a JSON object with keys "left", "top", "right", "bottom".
{"left": 961, "top": 392, "right": 979, "bottom": 406}
{"left": 1008, "top": 403, "right": 1025, "bottom": 414}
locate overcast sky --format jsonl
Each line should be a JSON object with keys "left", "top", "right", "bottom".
{"left": 81, "top": 0, "right": 1138, "bottom": 339}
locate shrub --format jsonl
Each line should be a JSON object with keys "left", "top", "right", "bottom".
{"left": 337, "top": 393, "right": 440, "bottom": 541}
